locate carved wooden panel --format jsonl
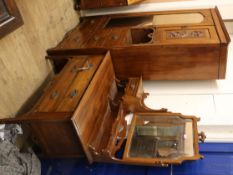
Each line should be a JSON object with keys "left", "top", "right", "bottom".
{"left": 156, "top": 26, "right": 219, "bottom": 45}
{"left": 166, "top": 30, "right": 207, "bottom": 39}
{"left": 0, "top": 0, "right": 23, "bottom": 39}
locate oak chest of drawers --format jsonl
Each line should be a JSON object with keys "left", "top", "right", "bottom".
{"left": 48, "top": 7, "right": 230, "bottom": 80}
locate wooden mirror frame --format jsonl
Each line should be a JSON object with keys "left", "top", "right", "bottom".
{"left": 0, "top": 0, "right": 23, "bottom": 39}
{"left": 122, "top": 112, "right": 203, "bottom": 166}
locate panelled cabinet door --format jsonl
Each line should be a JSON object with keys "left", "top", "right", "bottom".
{"left": 0, "top": 0, "right": 23, "bottom": 39}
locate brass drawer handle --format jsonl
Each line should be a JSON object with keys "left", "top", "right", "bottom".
{"left": 198, "top": 131, "right": 206, "bottom": 143}
{"left": 70, "top": 89, "right": 78, "bottom": 98}
{"left": 90, "top": 19, "right": 95, "bottom": 24}
{"left": 112, "top": 34, "right": 118, "bottom": 40}
{"left": 94, "top": 36, "right": 99, "bottom": 41}
{"left": 73, "top": 37, "right": 79, "bottom": 42}
{"left": 51, "top": 90, "right": 59, "bottom": 99}
{"left": 71, "top": 60, "right": 93, "bottom": 72}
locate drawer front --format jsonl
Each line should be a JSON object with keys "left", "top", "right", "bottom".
{"left": 57, "top": 55, "right": 103, "bottom": 112}
{"left": 103, "top": 28, "right": 129, "bottom": 47}
{"left": 36, "top": 55, "right": 103, "bottom": 112}
{"left": 87, "top": 28, "right": 127, "bottom": 48}
{"left": 56, "top": 17, "right": 108, "bottom": 50}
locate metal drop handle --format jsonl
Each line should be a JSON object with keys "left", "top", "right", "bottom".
{"left": 70, "top": 89, "right": 78, "bottom": 98}
{"left": 51, "top": 90, "right": 59, "bottom": 99}
{"left": 71, "top": 60, "right": 93, "bottom": 72}
{"left": 112, "top": 34, "right": 118, "bottom": 40}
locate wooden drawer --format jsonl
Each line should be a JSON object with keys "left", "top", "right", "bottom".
{"left": 57, "top": 17, "right": 108, "bottom": 49}
{"left": 36, "top": 55, "right": 103, "bottom": 112}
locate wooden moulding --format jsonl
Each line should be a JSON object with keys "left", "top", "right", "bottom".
{"left": 88, "top": 95, "right": 203, "bottom": 166}
{"left": 47, "top": 48, "right": 108, "bottom": 58}
{"left": 0, "top": 0, "right": 23, "bottom": 39}
{"left": 0, "top": 112, "right": 72, "bottom": 124}
{"left": 127, "top": 0, "right": 142, "bottom": 5}
{"left": 211, "top": 7, "right": 231, "bottom": 79}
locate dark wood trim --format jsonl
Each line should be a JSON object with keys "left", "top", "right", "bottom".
{"left": 0, "top": 0, "right": 23, "bottom": 39}
{"left": 215, "top": 7, "right": 231, "bottom": 43}
{"left": 0, "top": 112, "right": 72, "bottom": 124}
{"left": 47, "top": 48, "right": 108, "bottom": 57}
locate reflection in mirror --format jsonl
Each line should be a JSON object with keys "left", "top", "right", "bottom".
{"left": 106, "top": 16, "right": 153, "bottom": 28}
{"left": 129, "top": 115, "right": 194, "bottom": 159}
{"left": 153, "top": 13, "right": 204, "bottom": 25}
{"left": 106, "top": 13, "right": 204, "bottom": 29}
